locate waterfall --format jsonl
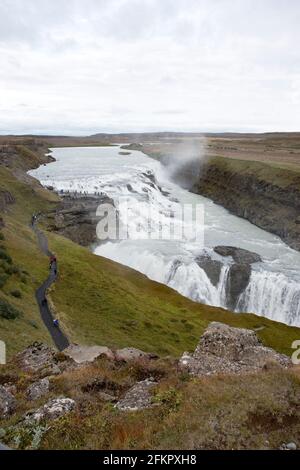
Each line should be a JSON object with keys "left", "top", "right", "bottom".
{"left": 237, "top": 270, "right": 300, "bottom": 326}
{"left": 29, "top": 145, "right": 300, "bottom": 327}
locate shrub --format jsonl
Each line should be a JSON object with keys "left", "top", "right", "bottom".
{"left": 2, "top": 263, "right": 14, "bottom": 275}
{"left": 0, "top": 274, "right": 8, "bottom": 288}
{"left": 0, "top": 299, "right": 21, "bottom": 320}
{"left": 28, "top": 320, "right": 38, "bottom": 329}
{"left": 10, "top": 289, "right": 22, "bottom": 299}
{"left": 153, "top": 387, "right": 182, "bottom": 413}
{"left": 0, "top": 249, "right": 12, "bottom": 264}
{"left": 0, "top": 232, "right": 5, "bottom": 241}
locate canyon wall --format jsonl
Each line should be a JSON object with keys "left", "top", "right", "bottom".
{"left": 192, "top": 157, "right": 300, "bottom": 251}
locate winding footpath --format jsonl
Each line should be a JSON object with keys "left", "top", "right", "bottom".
{"left": 32, "top": 218, "right": 69, "bottom": 351}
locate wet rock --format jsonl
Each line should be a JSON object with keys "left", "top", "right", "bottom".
{"left": 16, "top": 342, "right": 61, "bottom": 375}
{"left": 226, "top": 263, "right": 251, "bottom": 309}
{"left": 214, "top": 246, "right": 262, "bottom": 264}
{"left": 24, "top": 397, "right": 75, "bottom": 424}
{"left": 115, "top": 379, "right": 157, "bottom": 411}
{"left": 179, "top": 322, "right": 290, "bottom": 376}
{"left": 26, "top": 378, "right": 50, "bottom": 401}
{"left": 120, "top": 143, "right": 143, "bottom": 151}
{"left": 0, "top": 385, "right": 16, "bottom": 418}
{"left": 46, "top": 194, "right": 114, "bottom": 247}
{"left": 115, "top": 348, "right": 158, "bottom": 363}
{"left": 64, "top": 344, "right": 114, "bottom": 364}
{"left": 213, "top": 246, "right": 261, "bottom": 309}
{"left": 195, "top": 254, "right": 222, "bottom": 286}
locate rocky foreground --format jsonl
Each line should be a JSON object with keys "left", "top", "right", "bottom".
{"left": 0, "top": 322, "right": 299, "bottom": 450}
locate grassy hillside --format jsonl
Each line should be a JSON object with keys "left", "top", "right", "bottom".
{"left": 0, "top": 142, "right": 299, "bottom": 359}
{"left": 0, "top": 161, "right": 59, "bottom": 354}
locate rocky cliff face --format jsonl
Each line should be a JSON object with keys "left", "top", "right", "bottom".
{"left": 45, "top": 194, "right": 114, "bottom": 247}
{"left": 192, "top": 158, "right": 300, "bottom": 251}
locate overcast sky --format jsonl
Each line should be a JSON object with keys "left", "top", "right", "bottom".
{"left": 0, "top": 0, "right": 300, "bottom": 135}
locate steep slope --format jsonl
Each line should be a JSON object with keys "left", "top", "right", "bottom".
{"left": 192, "top": 156, "right": 300, "bottom": 251}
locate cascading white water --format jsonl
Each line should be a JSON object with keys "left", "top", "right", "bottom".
{"left": 237, "top": 269, "right": 300, "bottom": 325}
{"left": 29, "top": 145, "right": 300, "bottom": 327}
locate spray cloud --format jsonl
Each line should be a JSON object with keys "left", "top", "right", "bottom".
{"left": 162, "top": 138, "right": 208, "bottom": 190}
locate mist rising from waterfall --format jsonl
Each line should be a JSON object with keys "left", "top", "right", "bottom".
{"left": 161, "top": 139, "right": 208, "bottom": 189}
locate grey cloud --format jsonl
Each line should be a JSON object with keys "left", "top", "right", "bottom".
{"left": 0, "top": 0, "right": 299, "bottom": 134}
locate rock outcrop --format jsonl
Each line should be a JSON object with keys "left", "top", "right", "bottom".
{"left": 196, "top": 247, "right": 261, "bottom": 309}
{"left": 0, "top": 386, "right": 16, "bottom": 418}
{"left": 115, "top": 348, "right": 159, "bottom": 363}
{"left": 64, "top": 344, "right": 115, "bottom": 364}
{"left": 115, "top": 379, "right": 157, "bottom": 411}
{"left": 26, "top": 378, "right": 50, "bottom": 401}
{"left": 195, "top": 254, "right": 222, "bottom": 286}
{"left": 46, "top": 194, "right": 114, "bottom": 247}
{"left": 16, "top": 342, "right": 61, "bottom": 375}
{"left": 120, "top": 143, "right": 143, "bottom": 151}
{"left": 23, "top": 397, "right": 75, "bottom": 424}
{"left": 214, "top": 246, "right": 261, "bottom": 309}
{"left": 180, "top": 322, "right": 290, "bottom": 376}
{"left": 213, "top": 246, "right": 262, "bottom": 264}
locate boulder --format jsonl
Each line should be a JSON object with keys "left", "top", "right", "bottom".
{"left": 24, "top": 397, "right": 75, "bottom": 424}
{"left": 214, "top": 246, "right": 261, "bottom": 264}
{"left": 195, "top": 254, "right": 222, "bottom": 286}
{"left": 115, "top": 379, "right": 157, "bottom": 411}
{"left": 120, "top": 143, "right": 143, "bottom": 151}
{"left": 0, "top": 385, "right": 16, "bottom": 418}
{"left": 98, "top": 392, "right": 117, "bottom": 403}
{"left": 16, "top": 342, "right": 61, "bottom": 375}
{"left": 26, "top": 378, "right": 50, "bottom": 401}
{"left": 179, "top": 322, "right": 290, "bottom": 376}
{"left": 115, "top": 348, "right": 158, "bottom": 363}
{"left": 213, "top": 246, "right": 262, "bottom": 309}
{"left": 226, "top": 263, "right": 251, "bottom": 309}
{"left": 64, "top": 344, "right": 114, "bottom": 364}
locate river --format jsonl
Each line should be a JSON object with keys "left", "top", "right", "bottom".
{"left": 29, "top": 145, "right": 300, "bottom": 326}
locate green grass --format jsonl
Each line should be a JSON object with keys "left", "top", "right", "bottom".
{"left": 211, "top": 155, "right": 300, "bottom": 188}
